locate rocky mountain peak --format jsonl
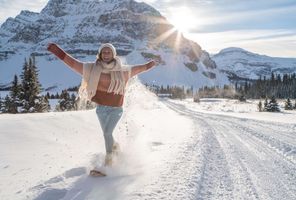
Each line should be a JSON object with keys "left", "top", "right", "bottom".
{"left": 212, "top": 47, "right": 296, "bottom": 81}
{"left": 216, "top": 47, "right": 267, "bottom": 59}
{"left": 218, "top": 47, "right": 248, "bottom": 54}
{"left": 40, "top": 0, "right": 160, "bottom": 17}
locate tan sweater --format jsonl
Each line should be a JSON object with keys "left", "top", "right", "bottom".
{"left": 91, "top": 72, "right": 129, "bottom": 107}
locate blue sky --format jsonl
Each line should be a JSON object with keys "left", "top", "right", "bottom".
{"left": 0, "top": 0, "right": 295, "bottom": 57}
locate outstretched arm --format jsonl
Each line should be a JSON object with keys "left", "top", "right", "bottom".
{"left": 47, "top": 43, "right": 83, "bottom": 75}
{"left": 131, "top": 60, "right": 156, "bottom": 77}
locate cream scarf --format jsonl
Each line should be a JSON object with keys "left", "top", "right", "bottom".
{"left": 78, "top": 57, "right": 131, "bottom": 102}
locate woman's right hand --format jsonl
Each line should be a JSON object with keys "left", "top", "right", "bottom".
{"left": 146, "top": 60, "right": 156, "bottom": 70}
{"left": 47, "top": 43, "right": 66, "bottom": 60}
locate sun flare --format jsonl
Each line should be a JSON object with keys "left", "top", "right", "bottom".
{"left": 150, "top": 6, "right": 204, "bottom": 52}
{"left": 169, "top": 7, "right": 196, "bottom": 35}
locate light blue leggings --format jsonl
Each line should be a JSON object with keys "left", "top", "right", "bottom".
{"left": 96, "top": 105, "right": 123, "bottom": 153}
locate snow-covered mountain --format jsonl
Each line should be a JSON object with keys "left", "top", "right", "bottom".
{"left": 212, "top": 47, "right": 296, "bottom": 81}
{"left": 0, "top": 0, "right": 225, "bottom": 91}
{"left": 1, "top": 0, "right": 295, "bottom": 91}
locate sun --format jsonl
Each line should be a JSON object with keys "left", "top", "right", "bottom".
{"left": 169, "top": 7, "right": 196, "bottom": 35}
{"left": 151, "top": 6, "right": 203, "bottom": 51}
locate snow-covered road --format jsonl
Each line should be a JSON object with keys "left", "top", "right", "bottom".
{"left": 161, "top": 100, "right": 296, "bottom": 200}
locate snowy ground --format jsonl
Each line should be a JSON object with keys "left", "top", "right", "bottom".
{"left": 0, "top": 79, "right": 295, "bottom": 200}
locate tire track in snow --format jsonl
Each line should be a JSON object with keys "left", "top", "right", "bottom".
{"left": 193, "top": 119, "right": 234, "bottom": 200}
{"left": 242, "top": 121, "right": 296, "bottom": 145}
{"left": 208, "top": 121, "right": 271, "bottom": 200}
{"left": 165, "top": 101, "right": 260, "bottom": 200}
{"left": 195, "top": 118, "right": 261, "bottom": 200}
{"left": 214, "top": 117, "right": 296, "bottom": 164}
{"left": 203, "top": 113, "right": 296, "bottom": 164}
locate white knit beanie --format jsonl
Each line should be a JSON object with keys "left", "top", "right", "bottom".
{"left": 97, "top": 43, "right": 117, "bottom": 59}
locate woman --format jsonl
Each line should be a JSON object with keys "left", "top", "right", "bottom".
{"left": 47, "top": 43, "right": 156, "bottom": 176}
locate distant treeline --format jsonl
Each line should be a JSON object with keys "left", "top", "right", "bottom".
{"left": 237, "top": 72, "right": 296, "bottom": 99}
{"left": 148, "top": 72, "right": 296, "bottom": 100}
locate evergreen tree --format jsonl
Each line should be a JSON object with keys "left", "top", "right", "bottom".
{"left": 35, "top": 96, "right": 50, "bottom": 112}
{"left": 263, "top": 98, "right": 269, "bottom": 111}
{"left": 46, "top": 92, "right": 50, "bottom": 99}
{"left": 9, "top": 75, "right": 22, "bottom": 113}
{"left": 266, "top": 96, "right": 280, "bottom": 112}
{"left": 3, "top": 95, "right": 13, "bottom": 113}
{"left": 271, "top": 72, "right": 275, "bottom": 86}
{"left": 70, "top": 93, "right": 76, "bottom": 101}
{"left": 19, "top": 58, "right": 29, "bottom": 110}
{"left": 258, "top": 100, "right": 263, "bottom": 112}
{"left": 284, "top": 98, "right": 293, "bottom": 110}
{"left": 0, "top": 96, "right": 3, "bottom": 113}
{"left": 56, "top": 90, "right": 76, "bottom": 111}
{"left": 239, "top": 95, "right": 246, "bottom": 102}
{"left": 71, "top": 93, "right": 78, "bottom": 110}
{"left": 19, "top": 56, "right": 49, "bottom": 113}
